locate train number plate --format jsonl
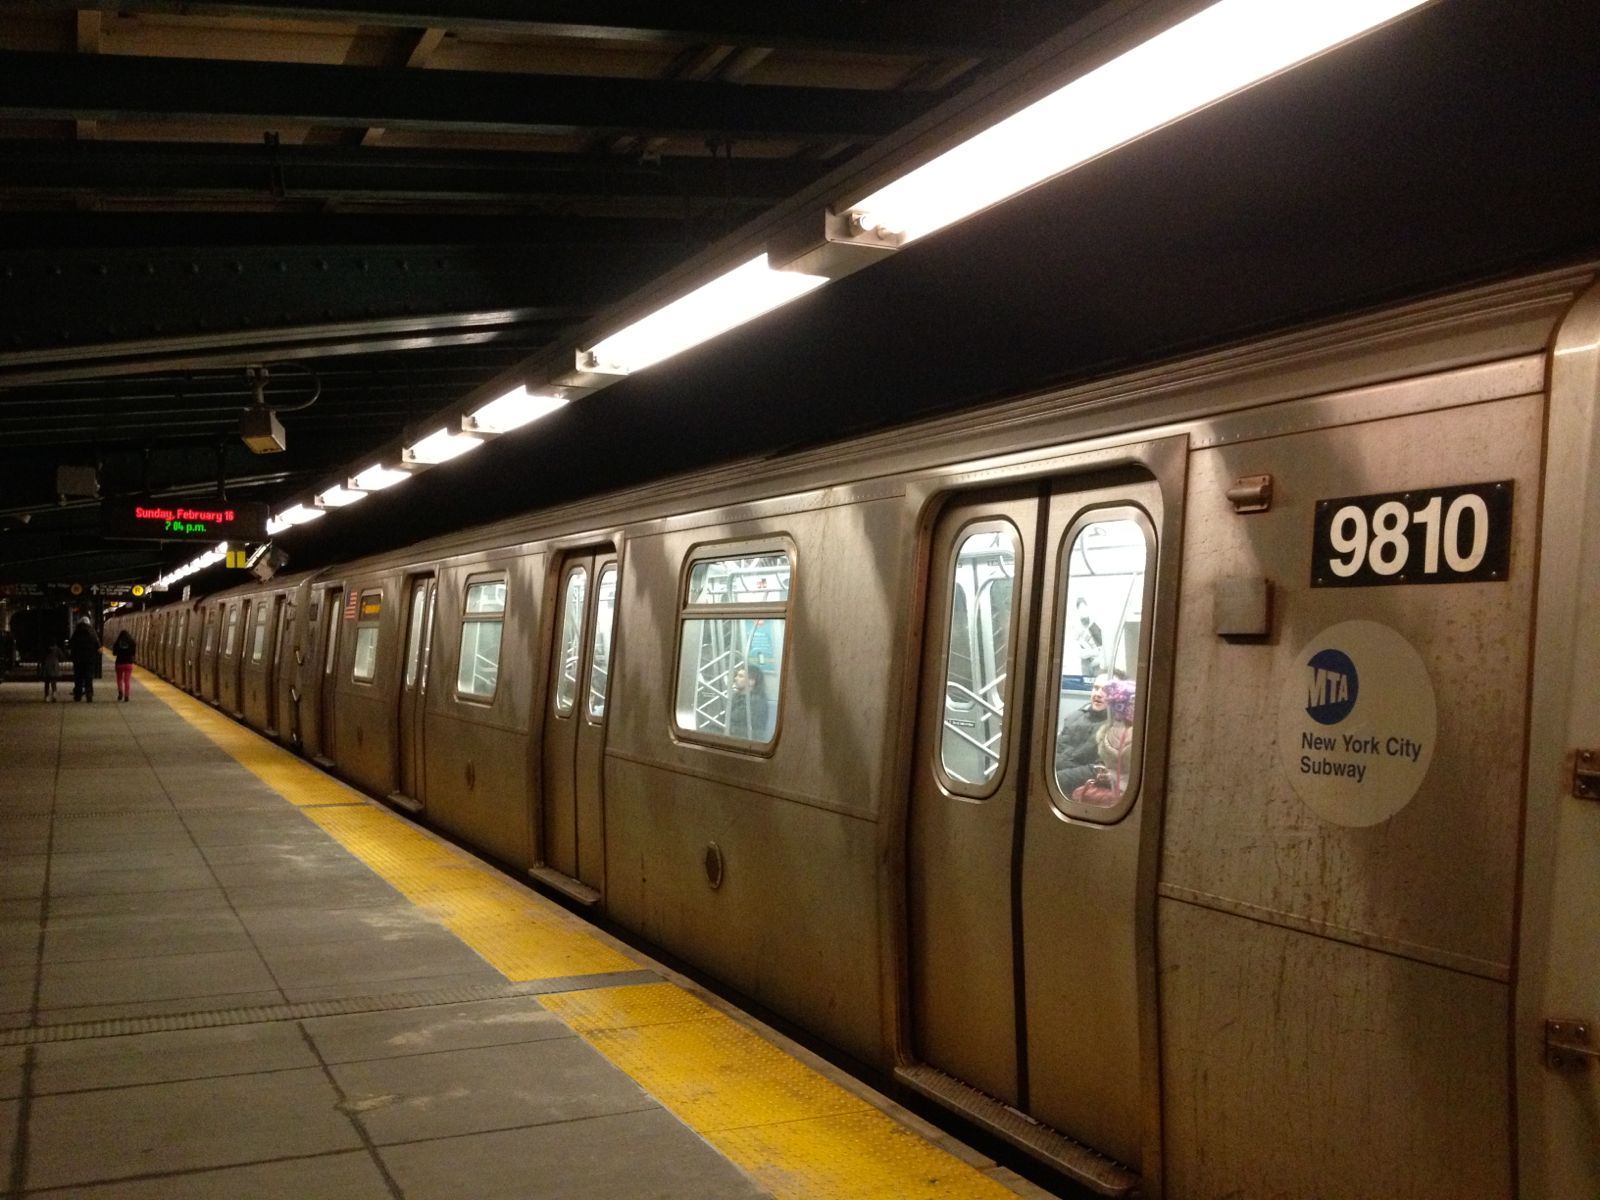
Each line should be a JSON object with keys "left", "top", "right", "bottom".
{"left": 1311, "top": 481, "right": 1513, "bottom": 587}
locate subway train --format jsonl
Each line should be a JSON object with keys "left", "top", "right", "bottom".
{"left": 107, "top": 262, "right": 1600, "bottom": 1200}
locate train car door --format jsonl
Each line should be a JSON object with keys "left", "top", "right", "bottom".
{"left": 394, "top": 573, "right": 436, "bottom": 810}
{"left": 903, "top": 466, "right": 1170, "bottom": 1194}
{"left": 317, "top": 586, "right": 343, "bottom": 762}
{"left": 202, "top": 606, "right": 220, "bottom": 699}
{"left": 537, "top": 549, "right": 618, "bottom": 902}
{"left": 267, "top": 597, "right": 292, "bottom": 737}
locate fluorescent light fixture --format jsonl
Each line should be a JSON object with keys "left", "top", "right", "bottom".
{"left": 849, "top": 0, "right": 1429, "bottom": 243}
{"left": 350, "top": 463, "right": 409, "bottom": 492}
{"left": 583, "top": 254, "right": 827, "bottom": 376}
{"left": 275, "top": 503, "right": 325, "bottom": 526}
{"left": 315, "top": 485, "right": 366, "bottom": 509}
{"left": 404, "top": 426, "right": 483, "bottom": 465}
{"left": 266, "top": 516, "right": 292, "bottom": 536}
{"left": 466, "top": 386, "right": 567, "bottom": 434}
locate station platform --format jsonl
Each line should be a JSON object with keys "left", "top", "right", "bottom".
{"left": 1, "top": 669, "right": 1053, "bottom": 1199}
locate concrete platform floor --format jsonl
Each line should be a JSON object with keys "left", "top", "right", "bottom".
{"left": 0, "top": 676, "right": 1054, "bottom": 1199}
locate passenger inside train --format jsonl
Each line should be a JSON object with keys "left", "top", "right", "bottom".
{"left": 727, "top": 662, "right": 771, "bottom": 741}
{"left": 1054, "top": 670, "right": 1122, "bottom": 794}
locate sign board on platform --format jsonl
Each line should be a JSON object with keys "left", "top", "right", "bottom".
{"left": 101, "top": 498, "right": 269, "bottom": 542}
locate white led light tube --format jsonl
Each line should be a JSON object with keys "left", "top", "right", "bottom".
{"left": 315, "top": 485, "right": 366, "bottom": 509}
{"left": 849, "top": 0, "right": 1430, "bottom": 243}
{"left": 350, "top": 464, "right": 410, "bottom": 492}
{"left": 404, "top": 426, "right": 483, "bottom": 465}
{"left": 275, "top": 504, "right": 325, "bottom": 526}
{"left": 583, "top": 254, "right": 827, "bottom": 376}
{"left": 466, "top": 386, "right": 568, "bottom": 434}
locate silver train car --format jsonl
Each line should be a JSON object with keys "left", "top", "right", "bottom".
{"left": 109, "top": 263, "right": 1600, "bottom": 1199}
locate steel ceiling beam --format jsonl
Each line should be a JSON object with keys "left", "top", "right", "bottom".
{"left": 0, "top": 140, "right": 832, "bottom": 210}
{"left": 0, "top": 239, "right": 688, "bottom": 375}
{"left": 90, "top": 0, "right": 1066, "bottom": 57}
{"left": 0, "top": 50, "right": 929, "bottom": 142}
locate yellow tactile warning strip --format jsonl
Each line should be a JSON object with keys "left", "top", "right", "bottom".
{"left": 139, "top": 671, "right": 364, "bottom": 808}
{"left": 543, "top": 983, "right": 1020, "bottom": 1199}
{"left": 138, "top": 668, "right": 1024, "bottom": 1199}
{"left": 305, "top": 805, "right": 636, "bottom": 979}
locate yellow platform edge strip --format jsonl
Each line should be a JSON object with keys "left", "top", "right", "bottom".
{"left": 136, "top": 668, "right": 1018, "bottom": 1199}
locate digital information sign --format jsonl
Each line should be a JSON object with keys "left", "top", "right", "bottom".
{"left": 101, "top": 498, "right": 270, "bottom": 542}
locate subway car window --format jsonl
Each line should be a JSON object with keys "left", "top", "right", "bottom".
{"left": 586, "top": 563, "right": 618, "bottom": 719}
{"left": 554, "top": 567, "right": 588, "bottom": 715}
{"left": 249, "top": 601, "right": 270, "bottom": 663}
{"left": 1051, "top": 514, "right": 1151, "bottom": 820}
{"left": 323, "top": 598, "right": 340, "bottom": 675}
{"left": 351, "top": 590, "right": 383, "bottom": 682}
{"left": 674, "top": 550, "right": 789, "bottom": 747}
{"left": 222, "top": 604, "right": 240, "bottom": 656}
{"left": 456, "top": 577, "right": 506, "bottom": 700}
{"left": 404, "top": 579, "right": 429, "bottom": 688}
{"left": 940, "top": 526, "right": 1018, "bottom": 791}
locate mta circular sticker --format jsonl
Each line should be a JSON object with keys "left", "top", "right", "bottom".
{"left": 1278, "top": 620, "right": 1437, "bottom": 827}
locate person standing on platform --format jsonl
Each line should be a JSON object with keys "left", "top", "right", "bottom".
{"left": 69, "top": 617, "right": 99, "bottom": 702}
{"left": 112, "top": 628, "right": 136, "bottom": 702}
{"left": 40, "top": 640, "right": 62, "bottom": 702}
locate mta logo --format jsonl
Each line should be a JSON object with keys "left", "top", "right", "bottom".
{"left": 1305, "top": 648, "right": 1358, "bottom": 725}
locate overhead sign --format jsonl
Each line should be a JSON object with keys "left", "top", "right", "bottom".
{"left": 1311, "top": 481, "right": 1512, "bottom": 587}
{"left": 1277, "top": 620, "right": 1437, "bottom": 827}
{"left": 101, "top": 498, "right": 270, "bottom": 542}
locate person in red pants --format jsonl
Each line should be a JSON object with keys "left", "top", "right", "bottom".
{"left": 112, "top": 628, "right": 136, "bottom": 702}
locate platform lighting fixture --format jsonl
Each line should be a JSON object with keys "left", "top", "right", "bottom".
{"left": 155, "top": 541, "right": 230, "bottom": 590}
{"left": 464, "top": 386, "right": 568, "bottom": 435}
{"left": 274, "top": 503, "right": 326, "bottom": 527}
{"left": 844, "top": 0, "right": 1430, "bottom": 244}
{"left": 580, "top": 254, "right": 828, "bottom": 378}
{"left": 403, "top": 426, "right": 483, "bottom": 465}
{"left": 314, "top": 485, "right": 366, "bottom": 509}
{"left": 349, "top": 464, "right": 410, "bottom": 492}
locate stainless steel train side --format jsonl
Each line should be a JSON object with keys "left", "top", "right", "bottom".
{"left": 108, "top": 263, "right": 1600, "bottom": 1199}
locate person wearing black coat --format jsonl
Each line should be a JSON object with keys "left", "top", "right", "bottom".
{"left": 1053, "top": 672, "right": 1114, "bottom": 794}
{"left": 112, "top": 629, "right": 136, "bottom": 702}
{"left": 69, "top": 618, "right": 100, "bottom": 702}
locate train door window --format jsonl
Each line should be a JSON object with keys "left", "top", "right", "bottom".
{"left": 223, "top": 604, "right": 241, "bottom": 657}
{"left": 939, "top": 524, "right": 1020, "bottom": 794}
{"left": 1049, "top": 513, "right": 1153, "bottom": 821}
{"left": 250, "top": 600, "right": 271, "bottom": 663}
{"left": 553, "top": 566, "right": 587, "bottom": 715}
{"left": 203, "top": 609, "right": 218, "bottom": 653}
{"left": 404, "top": 579, "right": 430, "bottom": 687}
{"left": 323, "top": 592, "right": 342, "bottom": 675}
{"left": 456, "top": 576, "right": 506, "bottom": 700}
{"left": 586, "top": 563, "right": 618, "bottom": 720}
{"left": 351, "top": 590, "right": 383, "bottom": 682}
{"left": 275, "top": 601, "right": 294, "bottom": 669}
{"left": 673, "top": 546, "right": 791, "bottom": 748}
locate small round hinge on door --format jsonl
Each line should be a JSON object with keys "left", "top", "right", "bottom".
{"left": 704, "top": 842, "right": 724, "bottom": 890}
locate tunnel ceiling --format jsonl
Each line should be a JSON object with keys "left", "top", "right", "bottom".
{"left": 1, "top": 0, "right": 1599, "bottom": 593}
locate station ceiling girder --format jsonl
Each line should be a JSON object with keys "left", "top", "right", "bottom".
{"left": 0, "top": 49, "right": 932, "bottom": 142}
{"left": 88, "top": 0, "right": 1068, "bottom": 57}
{"left": 0, "top": 139, "right": 830, "bottom": 212}
{"left": 0, "top": 235, "right": 689, "bottom": 383}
